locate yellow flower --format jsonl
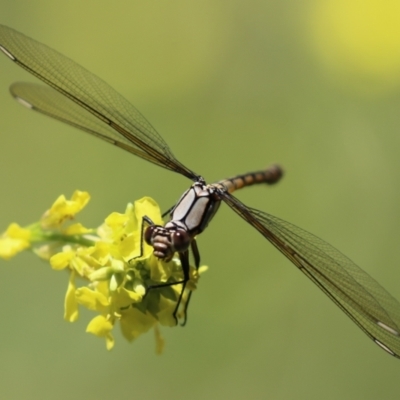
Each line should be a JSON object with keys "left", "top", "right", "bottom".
{"left": 0, "top": 191, "right": 208, "bottom": 352}
{"left": 0, "top": 223, "right": 31, "bottom": 259}
{"left": 99, "top": 197, "right": 163, "bottom": 261}
{"left": 41, "top": 190, "right": 90, "bottom": 229}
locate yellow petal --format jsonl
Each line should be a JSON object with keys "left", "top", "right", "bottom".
{"left": 120, "top": 307, "right": 156, "bottom": 342}
{"left": 70, "top": 253, "right": 91, "bottom": 276}
{"left": 5, "top": 223, "right": 31, "bottom": 240}
{"left": 134, "top": 197, "right": 163, "bottom": 226}
{"left": 86, "top": 315, "right": 113, "bottom": 337}
{"left": 104, "top": 212, "right": 129, "bottom": 229}
{"left": 91, "top": 242, "right": 111, "bottom": 266}
{"left": 63, "top": 223, "right": 92, "bottom": 235}
{"left": 89, "top": 267, "right": 113, "bottom": 282}
{"left": 50, "top": 250, "right": 75, "bottom": 270}
{"left": 198, "top": 265, "right": 208, "bottom": 274}
{"left": 76, "top": 287, "right": 109, "bottom": 312}
{"left": 86, "top": 315, "right": 115, "bottom": 350}
{"left": 42, "top": 191, "right": 90, "bottom": 228}
{"left": 105, "top": 333, "right": 115, "bottom": 350}
{"left": 118, "top": 234, "right": 137, "bottom": 260}
{"left": 71, "top": 191, "right": 90, "bottom": 210}
{"left": 95, "top": 281, "right": 110, "bottom": 297}
{"left": 64, "top": 271, "right": 79, "bottom": 322}
{"left": 0, "top": 237, "right": 29, "bottom": 259}
{"left": 0, "top": 223, "right": 31, "bottom": 259}
{"left": 112, "top": 287, "right": 142, "bottom": 310}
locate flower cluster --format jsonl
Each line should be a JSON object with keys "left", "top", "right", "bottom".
{"left": 0, "top": 191, "right": 207, "bottom": 352}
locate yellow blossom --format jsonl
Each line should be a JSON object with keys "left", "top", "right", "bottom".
{"left": 0, "top": 223, "right": 31, "bottom": 259}
{"left": 99, "top": 197, "right": 163, "bottom": 261}
{"left": 41, "top": 190, "right": 90, "bottom": 229}
{"left": 0, "top": 190, "right": 208, "bottom": 352}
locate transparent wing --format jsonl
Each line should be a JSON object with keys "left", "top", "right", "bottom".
{"left": 220, "top": 191, "right": 400, "bottom": 358}
{"left": 10, "top": 82, "right": 163, "bottom": 164}
{"left": 0, "top": 25, "right": 197, "bottom": 179}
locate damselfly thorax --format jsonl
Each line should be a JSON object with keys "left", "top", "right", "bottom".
{"left": 147, "top": 165, "right": 283, "bottom": 259}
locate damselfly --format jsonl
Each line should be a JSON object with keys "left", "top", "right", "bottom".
{"left": 1, "top": 25, "right": 400, "bottom": 358}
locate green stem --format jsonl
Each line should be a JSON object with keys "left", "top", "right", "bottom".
{"left": 33, "top": 231, "right": 98, "bottom": 247}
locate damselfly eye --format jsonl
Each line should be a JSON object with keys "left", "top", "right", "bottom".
{"left": 144, "top": 225, "right": 156, "bottom": 245}
{"left": 171, "top": 230, "right": 190, "bottom": 252}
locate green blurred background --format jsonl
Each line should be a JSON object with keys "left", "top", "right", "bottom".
{"left": 1, "top": 0, "right": 400, "bottom": 399}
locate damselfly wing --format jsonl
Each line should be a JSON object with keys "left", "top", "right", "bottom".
{"left": 1, "top": 25, "right": 400, "bottom": 358}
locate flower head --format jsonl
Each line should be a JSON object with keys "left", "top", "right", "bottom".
{"left": 0, "top": 191, "right": 207, "bottom": 352}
